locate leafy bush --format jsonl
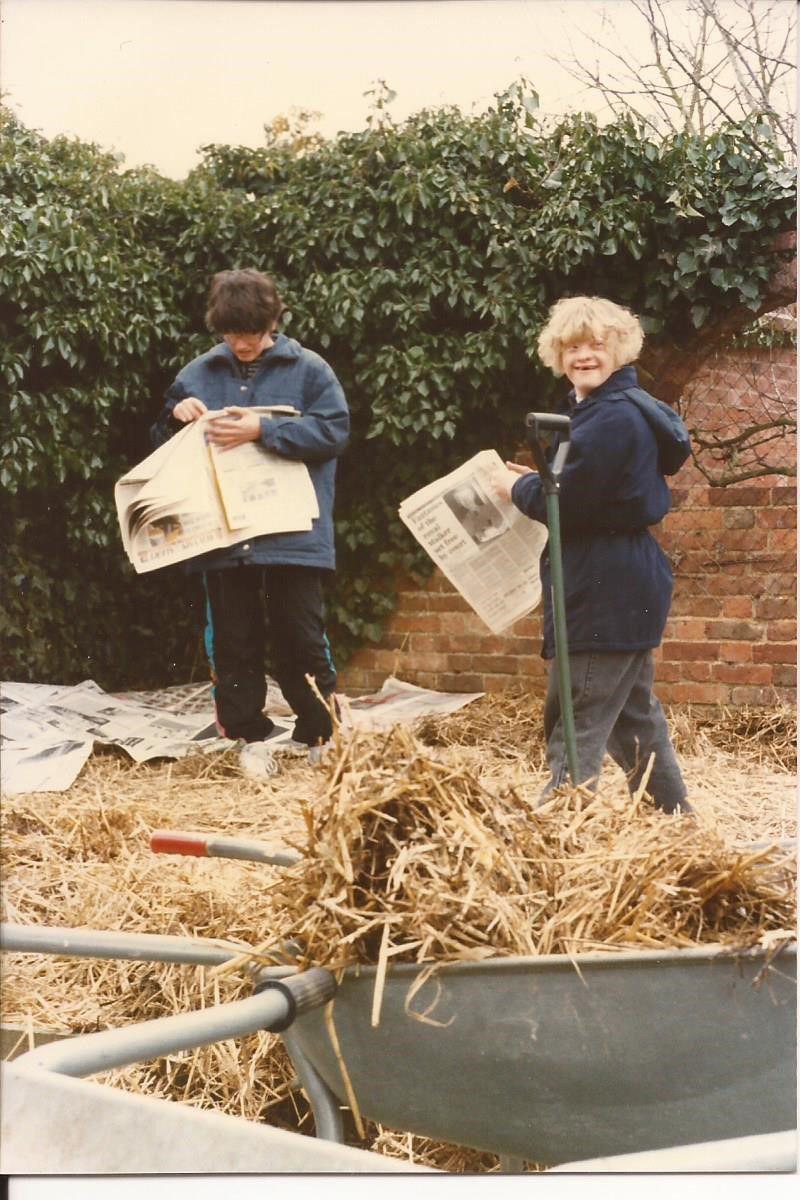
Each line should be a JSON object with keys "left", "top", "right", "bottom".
{"left": 1, "top": 90, "right": 794, "bottom": 687}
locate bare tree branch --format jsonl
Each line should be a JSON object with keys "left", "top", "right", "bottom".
{"left": 553, "top": 0, "right": 796, "bottom": 154}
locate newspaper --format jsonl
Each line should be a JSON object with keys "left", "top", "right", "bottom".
{"left": 398, "top": 449, "right": 548, "bottom": 634}
{"left": 0, "top": 676, "right": 483, "bottom": 795}
{"left": 0, "top": 679, "right": 234, "bottom": 795}
{"left": 115, "top": 407, "right": 319, "bottom": 573}
{"left": 342, "top": 675, "right": 484, "bottom": 731}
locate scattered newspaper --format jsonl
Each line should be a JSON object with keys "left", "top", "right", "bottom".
{"left": 0, "top": 680, "right": 232, "bottom": 796}
{"left": 115, "top": 407, "right": 319, "bottom": 573}
{"left": 342, "top": 675, "right": 484, "bottom": 731}
{"left": 399, "top": 449, "right": 548, "bottom": 634}
{"left": 0, "top": 676, "right": 483, "bottom": 795}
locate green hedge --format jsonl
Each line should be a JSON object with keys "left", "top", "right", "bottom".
{"left": 1, "top": 88, "right": 794, "bottom": 687}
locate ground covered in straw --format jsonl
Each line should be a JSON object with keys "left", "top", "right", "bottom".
{"left": 1, "top": 691, "right": 796, "bottom": 1172}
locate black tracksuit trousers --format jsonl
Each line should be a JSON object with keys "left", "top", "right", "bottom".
{"left": 203, "top": 564, "right": 337, "bottom": 746}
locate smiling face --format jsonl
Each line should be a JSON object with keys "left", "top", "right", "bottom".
{"left": 561, "top": 336, "right": 617, "bottom": 401}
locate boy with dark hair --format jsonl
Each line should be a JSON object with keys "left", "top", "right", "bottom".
{"left": 151, "top": 269, "right": 350, "bottom": 778}
{"left": 497, "top": 295, "right": 693, "bottom": 815}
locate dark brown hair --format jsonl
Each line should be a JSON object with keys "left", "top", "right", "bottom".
{"left": 205, "top": 269, "right": 284, "bottom": 334}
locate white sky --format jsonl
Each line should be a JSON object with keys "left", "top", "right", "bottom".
{"left": 0, "top": 0, "right": 659, "bottom": 177}
{"left": 0, "top": 0, "right": 795, "bottom": 179}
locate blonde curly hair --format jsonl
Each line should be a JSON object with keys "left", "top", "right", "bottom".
{"left": 537, "top": 296, "right": 644, "bottom": 376}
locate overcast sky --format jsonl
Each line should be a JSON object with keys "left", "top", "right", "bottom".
{"left": 0, "top": 0, "right": 663, "bottom": 177}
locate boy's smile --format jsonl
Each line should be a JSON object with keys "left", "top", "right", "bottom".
{"left": 562, "top": 338, "right": 616, "bottom": 400}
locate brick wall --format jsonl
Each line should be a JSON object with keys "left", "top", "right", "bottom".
{"left": 679, "top": 345, "right": 795, "bottom": 484}
{"left": 339, "top": 347, "right": 796, "bottom": 707}
{"left": 340, "top": 487, "right": 796, "bottom": 704}
{"left": 340, "top": 486, "right": 795, "bottom": 704}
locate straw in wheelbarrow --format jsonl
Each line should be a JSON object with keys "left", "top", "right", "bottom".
{"left": 268, "top": 723, "right": 796, "bottom": 992}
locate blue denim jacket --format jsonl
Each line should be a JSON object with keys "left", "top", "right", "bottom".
{"left": 512, "top": 367, "right": 684, "bottom": 658}
{"left": 151, "top": 334, "right": 350, "bottom": 572}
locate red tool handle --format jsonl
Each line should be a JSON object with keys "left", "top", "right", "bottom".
{"left": 150, "top": 831, "right": 210, "bottom": 857}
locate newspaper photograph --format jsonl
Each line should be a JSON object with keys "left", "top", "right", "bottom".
{"left": 398, "top": 449, "right": 548, "bottom": 634}
{"left": 115, "top": 407, "right": 319, "bottom": 574}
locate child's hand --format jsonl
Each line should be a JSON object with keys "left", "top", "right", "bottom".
{"left": 492, "top": 462, "right": 536, "bottom": 504}
{"left": 173, "top": 396, "right": 207, "bottom": 422}
{"left": 204, "top": 406, "right": 261, "bottom": 449}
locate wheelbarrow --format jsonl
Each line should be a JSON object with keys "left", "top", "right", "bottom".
{"left": 2, "top": 829, "right": 795, "bottom": 1170}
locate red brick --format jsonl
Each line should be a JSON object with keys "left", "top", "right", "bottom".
{"left": 754, "top": 597, "right": 797, "bottom": 620}
{"left": 436, "top": 673, "right": 486, "bottom": 692}
{"left": 471, "top": 654, "right": 522, "bottom": 674}
{"left": 719, "top": 529, "right": 765, "bottom": 552}
{"left": 766, "top": 620, "right": 798, "bottom": 642}
{"left": 759, "top": 551, "right": 796, "bottom": 572}
{"left": 704, "top": 620, "right": 762, "bottom": 641}
{"left": 758, "top": 507, "right": 797, "bottom": 529}
{"left": 665, "top": 641, "right": 721, "bottom": 660}
{"left": 719, "top": 597, "right": 755, "bottom": 619}
{"left": 711, "top": 662, "right": 774, "bottom": 684}
{"left": 767, "top": 529, "right": 797, "bottom": 553}
{"left": 434, "top": 612, "right": 472, "bottom": 636}
{"left": 708, "top": 487, "right": 770, "bottom": 507}
{"left": 717, "top": 641, "right": 754, "bottom": 663}
{"left": 653, "top": 661, "right": 682, "bottom": 682}
{"left": 722, "top": 508, "right": 757, "bottom": 530}
{"left": 391, "top": 613, "right": 441, "bottom": 634}
{"left": 483, "top": 675, "right": 517, "bottom": 694}
{"left": 667, "top": 682, "right": 729, "bottom": 704}
{"left": 664, "top": 618, "right": 709, "bottom": 640}
{"left": 680, "top": 662, "right": 713, "bottom": 681}
{"left": 425, "top": 594, "right": 460, "bottom": 615}
{"left": 664, "top": 508, "right": 725, "bottom": 532}
{"left": 753, "top": 642, "right": 797, "bottom": 664}
{"left": 730, "top": 685, "right": 787, "bottom": 705}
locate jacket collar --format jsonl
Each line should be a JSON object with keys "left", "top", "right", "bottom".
{"left": 567, "top": 364, "right": 639, "bottom": 409}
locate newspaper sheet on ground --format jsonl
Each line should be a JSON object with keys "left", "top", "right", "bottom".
{"left": 341, "top": 675, "right": 484, "bottom": 732}
{"left": 0, "top": 676, "right": 483, "bottom": 795}
{"left": 115, "top": 407, "right": 319, "bottom": 574}
{"left": 398, "top": 449, "right": 549, "bottom": 634}
{"left": 0, "top": 680, "right": 233, "bottom": 796}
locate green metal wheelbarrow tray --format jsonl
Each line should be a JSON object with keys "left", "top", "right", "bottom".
{"left": 2, "top": 827, "right": 796, "bottom": 1168}
{"left": 285, "top": 940, "right": 796, "bottom": 1164}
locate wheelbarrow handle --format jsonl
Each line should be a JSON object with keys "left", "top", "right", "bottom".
{"left": 150, "top": 830, "right": 303, "bottom": 867}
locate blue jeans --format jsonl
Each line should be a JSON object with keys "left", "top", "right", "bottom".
{"left": 542, "top": 649, "right": 691, "bottom": 813}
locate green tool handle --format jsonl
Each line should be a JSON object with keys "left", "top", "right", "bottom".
{"left": 545, "top": 490, "right": 580, "bottom": 786}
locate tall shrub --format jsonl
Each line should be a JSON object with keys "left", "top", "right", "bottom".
{"left": 1, "top": 91, "right": 794, "bottom": 686}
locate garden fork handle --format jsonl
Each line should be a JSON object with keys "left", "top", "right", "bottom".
{"left": 151, "top": 830, "right": 302, "bottom": 867}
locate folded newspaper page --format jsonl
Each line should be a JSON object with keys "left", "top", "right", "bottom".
{"left": 399, "top": 449, "right": 548, "bottom": 634}
{"left": 115, "top": 407, "right": 319, "bottom": 573}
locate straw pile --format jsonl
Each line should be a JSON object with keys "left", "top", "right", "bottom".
{"left": 267, "top": 722, "right": 795, "bottom": 974}
{"left": 1, "top": 691, "right": 796, "bottom": 1172}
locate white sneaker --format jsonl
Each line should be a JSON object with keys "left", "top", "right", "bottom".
{"left": 239, "top": 741, "right": 279, "bottom": 779}
{"left": 275, "top": 738, "right": 332, "bottom": 765}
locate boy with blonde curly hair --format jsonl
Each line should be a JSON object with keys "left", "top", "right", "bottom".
{"left": 502, "top": 295, "right": 693, "bottom": 814}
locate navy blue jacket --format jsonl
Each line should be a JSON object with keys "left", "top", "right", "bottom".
{"left": 151, "top": 334, "right": 349, "bottom": 572}
{"left": 511, "top": 366, "right": 689, "bottom": 659}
